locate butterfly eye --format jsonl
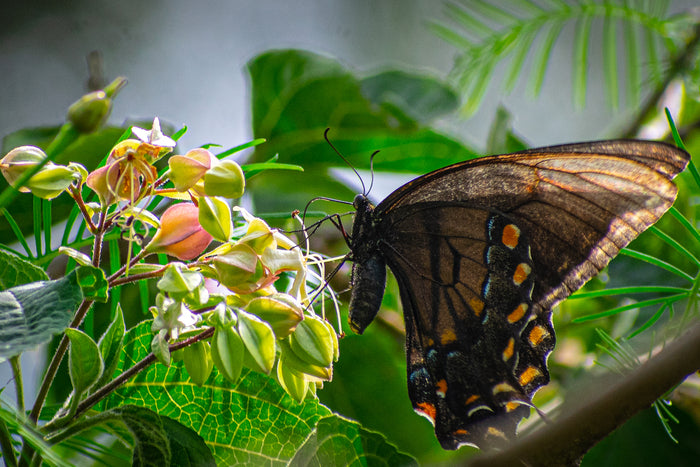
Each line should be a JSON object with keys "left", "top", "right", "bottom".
{"left": 352, "top": 194, "right": 366, "bottom": 210}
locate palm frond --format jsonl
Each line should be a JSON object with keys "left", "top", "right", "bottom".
{"left": 431, "top": 0, "right": 687, "bottom": 115}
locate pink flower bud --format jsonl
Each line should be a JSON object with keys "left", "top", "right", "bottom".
{"left": 147, "top": 203, "right": 213, "bottom": 260}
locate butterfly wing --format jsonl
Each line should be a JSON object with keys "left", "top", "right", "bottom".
{"left": 371, "top": 140, "right": 689, "bottom": 449}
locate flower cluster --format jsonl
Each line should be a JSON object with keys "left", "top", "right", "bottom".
{"left": 1, "top": 117, "right": 339, "bottom": 403}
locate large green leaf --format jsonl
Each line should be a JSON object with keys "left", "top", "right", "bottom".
{"left": 245, "top": 49, "right": 475, "bottom": 216}
{"left": 0, "top": 249, "right": 49, "bottom": 290}
{"left": 99, "top": 322, "right": 333, "bottom": 466}
{"left": 0, "top": 270, "right": 82, "bottom": 361}
{"left": 104, "top": 405, "right": 216, "bottom": 467}
{"left": 290, "top": 414, "right": 418, "bottom": 467}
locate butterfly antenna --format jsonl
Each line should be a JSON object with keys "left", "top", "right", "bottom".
{"left": 367, "top": 150, "right": 380, "bottom": 195}
{"left": 324, "top": 128, "right": 367, "bottom": 195}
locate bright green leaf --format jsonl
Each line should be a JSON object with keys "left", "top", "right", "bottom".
{"left": 65, "top": 328, "right": 103, "bottom": 395}
{"left": 75, "top": 265, "right": 109, "bottom": 303}
{"left": 94, "top": 304, "right": 125, "bottom": 390}
{"left": 99, "top": 322, "right": 333, "bottom": 466}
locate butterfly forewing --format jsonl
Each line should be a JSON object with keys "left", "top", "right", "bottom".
{"left": 348, "top": 140, "right": 690, "bottom": 450}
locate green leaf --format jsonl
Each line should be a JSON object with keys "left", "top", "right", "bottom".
{"left": 104, "top": 405, "right": 216, "bottom": 467}
{"left": 75, "top": 265, "right": 109, "bottom": 303}
{"left": 246, "top": 49, "right": 475, "bottom": 215}
{"left": 360, "top": 70, "right": 459, "bottom": 124}
{"left": 0, "top": 271, "right": 82, "bottom": 361}
{"left": 94, "top": 303, "right": 125, "bottom": 390}
{"left": 0, "top": 249, "right": 49, "bottom": 289}
{"left": 99, "top": 322, "right": 333, "bottom": 466}
{"left": 65, "top": 328, "right": 103, "bottom": 395}
{"left": 290, "top": 414, "right": 418, "bottom": 467}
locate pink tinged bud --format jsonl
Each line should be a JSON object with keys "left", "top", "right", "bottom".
{"left": 148, "top": 203, "right": 213, "bottom": 260}
{"left": 86, "top": 164, "right": 119, "bottom": 205}
{"left": 1, "top": 146, "right": 48, "bottom": 191}
{"left": 168, "top": 148, "right": 214, "bottom": 192}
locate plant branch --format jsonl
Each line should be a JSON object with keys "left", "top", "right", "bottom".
{"left": 28, "top": 299, "right": 95, "bottom": 424}
{"left": 68, "top": 327, "right": 215, "bottom": 424}
{"left": 467, "top": 321, "right": 700, "bottom": 467}
{"left": 622, "top": 22, "right": 700, "bottom": 138}
{"left": 10, "top": 356, "right": 25, "bottom": 415}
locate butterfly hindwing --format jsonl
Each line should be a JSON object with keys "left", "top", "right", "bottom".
{"left": 347, "top": 140, "right": 690, "bottom": 450}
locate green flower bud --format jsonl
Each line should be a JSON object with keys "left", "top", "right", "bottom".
{"left": 210, "top": 324, "right": 244, "bottom": 383}
{"left": 278, "top": 338, "right": 332, "bottom": 381}
{"left": 245, "top": 294, "right": 304, "bottom": 338}
{"left": 204, "top": 159, "right": 245, "bottom": 199}
{"left": 212, "top": 244, "right": 275, "bottom": 294}
{"left": 276, "top": 356, "right": 308, "bottom": 403}
{"left": 198, "top": 196, "right": 232, "bottom": 243}
{"left": 289, "top": 316, "right": 335, "bottom": 368}
{"left": 237, "top": 310, "right": 276, "bottom": 374}
{"left": 67, "top": 90, "right": 111, "bottom": 133}
{"left": 183, "top": 340, "right": 213, "bottom": 387}
{"left": 25, "top": 163, "right": 81, "bottom": 199}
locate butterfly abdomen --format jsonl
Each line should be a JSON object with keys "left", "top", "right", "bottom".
{"left": 348, "top": 194, "right": 387, "bottom": 334}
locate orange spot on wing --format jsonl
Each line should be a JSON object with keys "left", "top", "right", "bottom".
{"left": 502, "top": 338, "right": 515, "bottom": 362}
{"left": 513, "top": 263, "right": 531, "bottom": 285}
{"left": 465, "top": 394, "right": 480, "bottom": 405}
{"left": 436, "top": 379, "right": 448, "bottom": 397}
{"left": 416, "top": 402, "right": 437, "bottom": 422}
{"left": 518, "top": 366, "right": 541, "bottom": 387}
{"left": 470, "top": 298, "right": 485, "bottom": 317}
{"left": 501, "top": 224, "right": 520, "bottom": 249}
{"left": 453, "top": 428, "right": 468, "bottom": 436}
{"left": 529, "top": 325, "right": 549, "bottom": 346}
{"left": 505, "top": 401, "right": 521, "bottom": 412}
{"left": 507, "top": 303, "right": 528, "bottom": 323}
{"left": 441, "top": 329, "right": 457, "bottom": 345}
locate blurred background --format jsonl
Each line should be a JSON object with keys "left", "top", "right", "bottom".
{"left": 3, "top": 0, "right": 694, "bottom": 153}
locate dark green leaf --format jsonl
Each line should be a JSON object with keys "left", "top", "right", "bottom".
{"left": 105, "top": 405, "right": 216, "bottom": 467}
{"left": 0, "top": 249, "right": 49, "bottom": 290}
{"left": 0, "top": 271, "right": 81, "bottom": 360}
{"left": 290, "top": 414, "right": 418, "bottom": 467}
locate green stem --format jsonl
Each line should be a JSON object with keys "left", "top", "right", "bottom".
{"left": 10, "top": 356, "right": 25, "bottom": 415}
{"left": 0, "top": 417, "right": 18, "bottom": 467}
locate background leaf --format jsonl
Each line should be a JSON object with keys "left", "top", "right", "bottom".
{"left": 0, "top": 270, "right": 82, "bottom": 360}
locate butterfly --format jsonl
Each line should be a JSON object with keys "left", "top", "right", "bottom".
{"left": 346, "top": 140, "right": 689, "bottom": 450}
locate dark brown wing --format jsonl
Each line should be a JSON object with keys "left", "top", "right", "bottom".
{"left": 374, "top": 140, "right": 689, "bottom": 449}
